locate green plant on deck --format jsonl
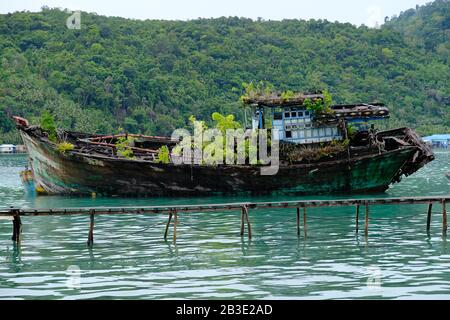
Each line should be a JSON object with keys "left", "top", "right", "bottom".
{"left": 346, "top": 123, "right": 357, "bottom": 139}
{"left": 304, "top": 98, "right": 323, "bottom": 113}
{"left": 281, "top": 90, "right": 295, "bottom": 100}
{"left": 156, "top": 145, "right": 170, "bottom": 164}
{"left": 240, "top": 81, "right": 274, "bottom": 103}
{"left": 286, "top": 138, "right": 349, "bottom": 163}
{"left": 56, "top": 141, "right": 74, "bottom": 154}
{"left": 331, "top": 138, "right": 349, "bottom": 148}
{"left": 304, "top": 90, "right": 333, "bottom": 114}
{"left": 115, "top": 136, "right": 135, "bottom": 159}
{"left": 40, "top": 111, "right": 57, "bottom": 142}
{"left": 211, "top": 112, "right": 241, "bottom": 134}
{"left": 173, "top": 112, "right": 251, "bottom": 165}
{"left": 323, "top": 90, "right": 332, "bottom": 109}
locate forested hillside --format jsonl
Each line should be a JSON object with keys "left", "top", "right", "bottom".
{"left": 0, "top": 0, "right": 449, "bottom": 143}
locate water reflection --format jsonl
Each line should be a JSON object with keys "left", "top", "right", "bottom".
{"left": 0, "top": 152, "right": 449, "bottom": 299}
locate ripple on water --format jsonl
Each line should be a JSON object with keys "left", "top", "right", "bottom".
{"left": 0, "top": 152, "right": 450, "bottom": 299}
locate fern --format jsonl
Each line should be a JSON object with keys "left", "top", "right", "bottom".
{"left": 56, "top": 141, "right": 74, "bottom": 154}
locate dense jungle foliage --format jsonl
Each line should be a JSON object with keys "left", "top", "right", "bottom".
{"left": 0, "top": 0, "right": 449, "bottom": 143}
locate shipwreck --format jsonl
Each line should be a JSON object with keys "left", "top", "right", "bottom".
{"left": 13, "top": 91, "right": 434, "bottom": 196}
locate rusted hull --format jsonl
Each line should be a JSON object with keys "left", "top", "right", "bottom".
{"left": 19, "top": 128, "right": 424, "bottom": 197}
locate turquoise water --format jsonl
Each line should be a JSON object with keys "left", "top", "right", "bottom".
{"left": 0, "top": 152, "right": 449, "bottom": 299}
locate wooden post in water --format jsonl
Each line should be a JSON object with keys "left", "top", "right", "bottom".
{"left": 426, "top": 203, "right": 433, "bottom": 233}
{"left": 173, "top": 211, "right": 178, "bottom": 243}
{"left": 443, "top": 199, "right": 447, "bottom": 237}
{"left": 239, "top": 205, "right": 251, "bottom": 239}
{"left": 87, "top": 209, "right": 95, "bottom": 247}
{"left": 355, "top": 205, "right": 360, "bottom": 234}
{"left": 365, "top": 201, "right": 369, "bottom": 237}
{"left": 164, "top": 211, "right": 173, "bottom": 240}
{"left": 240, "top": 206, "right": 245, "bottom": 237}
{"left": 296, "top": 207, "right": 300, "bottom": 237}
{"left": 11, "top": 209, "right": 22, "bottom": 244}
{"left": 244, "top": 206, "right": 252, "bottom": 240}
{"left": 303, "top": 207, "right": 307, "bottom": 238}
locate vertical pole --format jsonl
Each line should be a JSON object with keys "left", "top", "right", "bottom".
{"left": 164, "top": 211, "right": 173, "bottom": 240}
{"left": 303, "top": 207, "right": 307, "bottom": 238}
{"left": 365, "top": 201, "right": 369, "bottom": 237}
{"left": 426, "top": 203, "right": 432, "bottom": 233}
{"left": 173, "top": 211, "right": 178, "bottom": 243}
{"left": 240, "top": 206, "right": 245, "bottom": 237}
{"left": 244, "top": 206, "right": 252, "bottom": 240}
{"left": 296, "top": 207, "right": 300, "bottom": 237}
{"left": 11, "top": 209, "right": 22, "bottom": 244}
{"left": 87, "top": 210, "right": 95, "bottom": 247}
{"left": 443, "top": 200, "right": 447, "bottom": 237}
{"left": 355, "top": 205, "right": 360, "bottom": 234}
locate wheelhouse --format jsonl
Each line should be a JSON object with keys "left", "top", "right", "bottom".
{"left": 243, "top": 91, "right": 390, "bottom": 145}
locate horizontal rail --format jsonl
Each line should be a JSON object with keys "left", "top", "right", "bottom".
{"left": 0, "top": 195, "right": 448, "bottom": 217}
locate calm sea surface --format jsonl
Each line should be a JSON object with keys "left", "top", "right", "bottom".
{"left": 0, "top": 152, "right": 449, "bottom": 299}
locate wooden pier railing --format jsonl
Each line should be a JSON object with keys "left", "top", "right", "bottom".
{"left": 0, "top": 195, "right": 448, "bottom": 246}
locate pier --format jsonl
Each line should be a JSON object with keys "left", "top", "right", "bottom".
{"left": 0, "top": 195, "right": 448, "bottom": 246}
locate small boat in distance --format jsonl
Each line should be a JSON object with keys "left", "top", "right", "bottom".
{"left": 13, "top": 91, "right": 434, "bottom": 197}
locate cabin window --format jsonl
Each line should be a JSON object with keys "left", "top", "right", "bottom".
{"left": 298, "top": 111, "right": 304, "bottom": 117}
{"left": 285, "top": 131, "right": 292, "bottom": 138}
{"left": 291, "top": 112, "right": 297, "bottom": 117}
{"left": 305, "top": 111, "right": 310, "bottom": 116}
{"left": 274, "top": 112, "right": 282, "bottom": 120}
{"left": 318, "top": 128, "right": 324, "bottom": 136}
{"left": 284, "top": 112, "right": 290, "bottom": 118}
{"left": 305, "top": 130, "right": 311, "bottom": 138}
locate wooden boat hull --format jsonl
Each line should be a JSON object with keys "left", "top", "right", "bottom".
{"left": 19, "top": 127, "right": 424, "bottom": 196}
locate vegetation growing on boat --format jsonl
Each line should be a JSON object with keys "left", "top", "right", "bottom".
{"left": 240, "top": 81, "right": 274, "bottom": 103}
{"left": 115, "top": 136, "right": 135, "bottom": 159}
{"left": 240, "top": 81, "right": 315, "bottom": 105}
{"left": 171, "top": 112, "right": 245, "bottom": 165}
{"left": 304, "top": 90, "right": 332, "bottom": 113}
{"left": 347, "top": 123, "right": 357, "bottom": 139}
{"left": 156, "top": 145, "right": 170, "bottom": 164}
{"left": 211, "top": 112, "right": 241, "bottom": 134}
{"left": 56, "top": 141, "right": 74, "bottom": 154}
{"left": 281, "top": 90, "right": 295, "bottom": 100}
{"left": 40, "top": 111, "right": 57, "bottom": 142}
{"left": 282, "top": 139, "right": 350, "bottom": 163}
